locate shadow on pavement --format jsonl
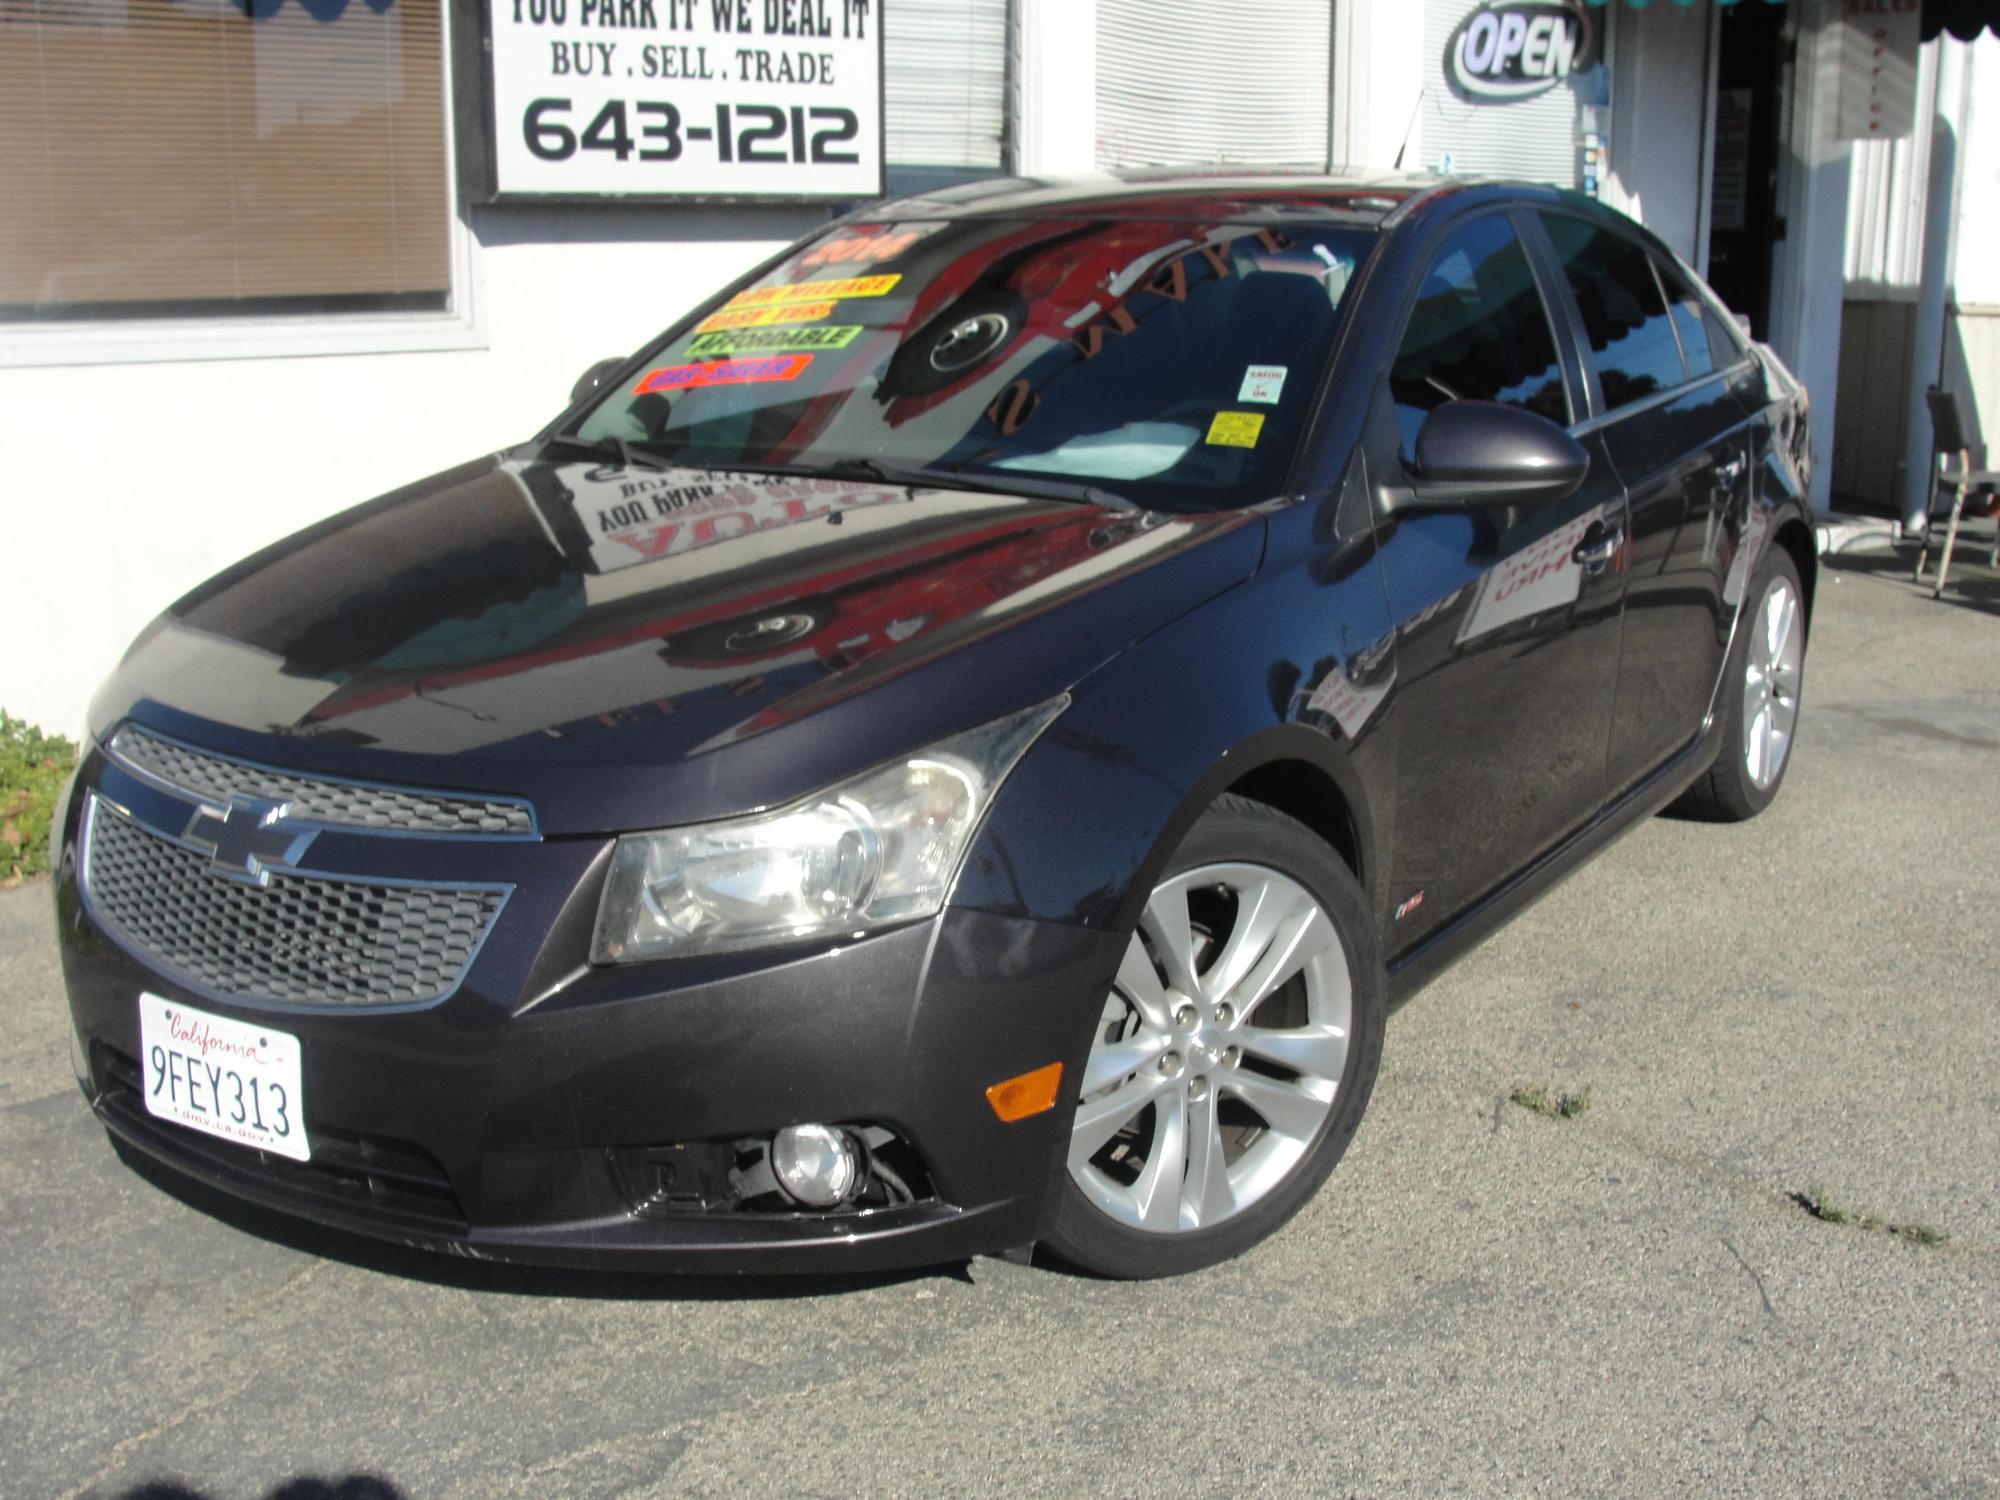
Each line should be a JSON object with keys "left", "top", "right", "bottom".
{"left": 113, "top": 1141, "right": 962, "bottom": 1303}
{"left": 120, "top": 1481, "right": 404, "bottom": 1500}
{"left": 1821, "top": 546, "right": 2000, "bottom": 615}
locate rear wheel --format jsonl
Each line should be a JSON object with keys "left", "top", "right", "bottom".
{"left": 1043, "top": 795, "right": 1385, "bottom": 1278}
{"left": 1671, "top": 548, "right": 1807, "bottom": 822}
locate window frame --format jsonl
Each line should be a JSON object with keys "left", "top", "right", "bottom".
{"left": 0, "top": 5, "right": 483, "bottom": 370}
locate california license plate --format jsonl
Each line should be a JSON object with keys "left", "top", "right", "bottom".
{"left": 138, "top": 994, "right": 309, "bottom": 1162}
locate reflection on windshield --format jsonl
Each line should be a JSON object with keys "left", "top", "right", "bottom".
{"left": 578, "top": 216, "right": 1374, "bottom": 510}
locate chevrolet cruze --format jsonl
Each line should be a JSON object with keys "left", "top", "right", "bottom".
{"left": 54, "top": 173, "right": 1814, "bottom": 1278}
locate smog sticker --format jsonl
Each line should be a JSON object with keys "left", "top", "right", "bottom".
{"left": 687, "top": 326, "right": 861, "bottom": 358}
{"left": 723, "top": 274, "right": 901, "bottom": 308}
{"left": 694, "top": 302, "right": 837, "bottom": 333}
{"left": 1237, "top": 365, "right": 1288, "bottom": 404}
{"left": 633, "top": 355, "right": 813, "bottom": 394}
{"left": 1205, "top": 411, "right": 1266, "bottom": 448}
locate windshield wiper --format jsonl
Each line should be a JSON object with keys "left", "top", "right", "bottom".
{"left": 699, "top": 456, "right": 1141, "bottom": 513}
{"left": 535, "top": 432, "right": 674, "bottom": 473}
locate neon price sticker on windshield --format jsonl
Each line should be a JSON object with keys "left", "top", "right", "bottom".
{"left": 1205, "top": 411, "right": 1266, "bottom": 448}
{"left": 633, "top": 355, "right": 813, "bottom": 394}
{"left": 695, "top": 302, "right": 837, "bottom": 333}
{"left": 687, "top": 326, "right": 860, "bottom": 358}
{"left": 724, "top": 274, "right": 901, "bottom": 308}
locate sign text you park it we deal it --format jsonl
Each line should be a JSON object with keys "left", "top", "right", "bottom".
{"left": 1834, "top": 0, "right": 1920, "bottom": 141}
{"left": 489, "top": 0, "right": 883, "bottom": 199}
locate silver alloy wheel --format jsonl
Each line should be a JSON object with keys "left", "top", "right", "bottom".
{"left": 1068, "top": 862, "right": 1352, "bottom": 1235}
{"left": 1742, "top": 573, "right": 1804, "bottom": 789}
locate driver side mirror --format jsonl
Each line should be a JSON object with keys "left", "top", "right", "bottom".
{"left": 1403, "top": 400, "right": 1589, "bottom": 510}
{"left": 570, "top": 356, "right": 629, "bottom": 406}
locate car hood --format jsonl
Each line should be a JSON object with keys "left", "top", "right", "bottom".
{"left": 94, "top": 453, "right": 1264, "bottom": 834}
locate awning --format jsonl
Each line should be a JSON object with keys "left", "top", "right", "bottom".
{"left": 1579, "top": 0, "right": 1994, "bottom": 42}
{"left": 1579, "top": 0, "right": 1786, "bottom": 8}
{"left": 1922, "top": 0, "right": 2000, "bottom": 40}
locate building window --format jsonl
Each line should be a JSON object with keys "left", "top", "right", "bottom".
{"left": 1095, "top": 0, "right": 1332, "bottom": 169}
{"left": 884, "top": 0, "right": 1010, "bottom": 195}
{"left": 0, "top": 0, "right": 450, "bottom": 323}
{"left": 1420, "top": 0, "right": 1608, "bottom": 188}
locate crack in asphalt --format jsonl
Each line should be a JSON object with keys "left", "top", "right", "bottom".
{"left": 61, "top": 1375, "right": 259, "bottom": 1500}
{"left": 1721, "top": 1234, "right": 1780, "bottom": 1322}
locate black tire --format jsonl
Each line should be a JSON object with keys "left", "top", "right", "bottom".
{"left": 1669, "top": 547, "right": 1808, "bottom": 822}
{"left": 1042, "top": 795, "right": 1386, "bottom": 1279}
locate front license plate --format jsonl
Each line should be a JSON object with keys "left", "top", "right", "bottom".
{"left": 138, "top": 994, "right": 309, "bottom": 1162}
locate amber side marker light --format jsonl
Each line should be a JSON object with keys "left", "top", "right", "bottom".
{"left": 985, "top": 1062, "right": 1063, "bottom": 1123}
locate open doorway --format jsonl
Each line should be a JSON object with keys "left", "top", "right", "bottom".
{"left": 1704, "top": 1, "right": 1787, "bottom": 338}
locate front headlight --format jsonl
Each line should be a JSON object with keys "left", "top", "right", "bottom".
{"left": 591, "top": 697, "right": 1067, "bottom": 963}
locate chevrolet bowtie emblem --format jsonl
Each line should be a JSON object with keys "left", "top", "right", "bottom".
{"left": 183, "top": 795, "right": 318, "bottom": 887}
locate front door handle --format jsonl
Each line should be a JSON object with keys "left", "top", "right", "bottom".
{"left": 1571, "top": 528, "right": 1623, "bottom": 574}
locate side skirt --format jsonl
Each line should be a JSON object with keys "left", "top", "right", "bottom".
{"left": 1384, "top": 715, "right": 1723, "bottom": 1008}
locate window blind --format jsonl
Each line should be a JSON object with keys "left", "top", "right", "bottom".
{"left": 0, "top": 0, "right": 449, "bottom": 320}
{"left": 1419, "top": 0, "right": 1596, "bottom": 188}
{"left": 1095, "top": 0, "right": 1332, "bottom": 170}
{"left": 885, "top": 0, "right": 1010, "bottom": 170}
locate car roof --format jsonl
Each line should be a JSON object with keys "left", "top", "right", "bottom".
{"left": 858, "top": 169, "right": 1603, "bottom": 232}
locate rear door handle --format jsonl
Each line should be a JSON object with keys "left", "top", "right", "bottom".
{"left": 1571, "top": 528, "right": 1623, "bottom": 573}
{"left": 1716, "top": 454, "right": 1748, "bottom": 486}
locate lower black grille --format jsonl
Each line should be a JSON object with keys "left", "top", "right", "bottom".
{"left": 83, "top": 796, "right": 504, "bottom": 1008}
{"left": 99, "top": 1048, "right": 467, "bottom": 1227}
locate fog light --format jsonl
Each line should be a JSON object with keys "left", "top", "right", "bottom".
{"left": 770, "top": 1123, "right": 860, "bottom": 1208}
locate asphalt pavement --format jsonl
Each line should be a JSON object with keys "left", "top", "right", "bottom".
{"left": 3, "top": 547, "right": 1996, "bottom": 1499}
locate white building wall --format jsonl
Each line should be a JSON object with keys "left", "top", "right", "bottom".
{"left": 1014, "top": 0, "right": 1098, "bottom": 174}
{"left": 1946, "top": 32, "right": 2000, "bottom": 306}
{"left": 1330, "top": 1, "right": 1427, "bottom": 169}
{"left": 0, "top": 205, "right": 821, "bottom": 734}
{"left": 1945, "top": 31, "right": 2000, "bottom": 463}
{"left": 1836, "top": 31, "right": 2000, "bottom": 504}
{"left": 1765, "top": 4, "right": 1852, "bottom": 514}
{"left": 1601, "top": 2, "right": 1716, "bottom": 270}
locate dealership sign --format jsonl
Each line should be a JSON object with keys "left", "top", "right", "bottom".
{"left": 488, "top": 0, "right": 884, "bottom": 200}
{"left": 1445, "top": 0, "right": 1598, "bottom": 103}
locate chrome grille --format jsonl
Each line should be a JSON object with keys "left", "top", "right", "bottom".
{"left": 106, "top": 725, "right": 534, "bottom": 837}
{"left": 83, "top": 798, "right": 505, "bottom": 1007}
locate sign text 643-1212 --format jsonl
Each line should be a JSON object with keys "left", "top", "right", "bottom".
{"left": 489, "top": 0, "right": 882, "bottom": 199}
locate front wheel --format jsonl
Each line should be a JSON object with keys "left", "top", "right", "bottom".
{"left": 1670, "top": 547, "right": 1807, "bottom": 822}
{"left": 1042, "top": 796, "right": 1385, "bottom": 1278}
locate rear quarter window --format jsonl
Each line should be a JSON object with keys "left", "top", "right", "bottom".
{"left": 1653, "top": 257, "right": 1717, "bottom": 381}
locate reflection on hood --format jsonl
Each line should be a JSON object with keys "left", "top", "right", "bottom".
{"left": 137, "top": 454, "right": 1257, "bottom": 766}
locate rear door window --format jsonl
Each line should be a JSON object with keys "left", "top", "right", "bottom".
{"left": 1390, "top": 214, "right": 1568, "bottom": 458}
{"left": 1539, "top": 215, "right": 1686, "bottom": 412}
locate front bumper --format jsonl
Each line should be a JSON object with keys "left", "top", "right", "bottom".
{"left": 54, "top": 751, "right": 1122, "bottom": 1274}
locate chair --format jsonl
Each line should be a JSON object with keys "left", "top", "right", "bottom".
{"left": 1913, "top": 386, "right": 2000, "bottom": 597}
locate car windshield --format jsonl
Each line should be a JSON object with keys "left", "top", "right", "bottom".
{"left": 575, "top": 216, "right": 1376, "bottom": 511}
